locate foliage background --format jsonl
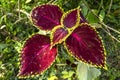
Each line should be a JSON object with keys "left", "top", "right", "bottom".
{"left": 0, "top": 0, "right": 120, "bottom": 80}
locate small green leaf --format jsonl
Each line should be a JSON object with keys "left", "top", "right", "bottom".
{"left": 62, "top": 71, "right": 69, "bottom": 79}
{"left": 99, "top": 10, "right": 105, "bottom": 22}
{"left": 76, "top": 62, "right": 101, "bottom": 80}
{"left": 48, "top": 75, "right": 58, "bottom": 80}
{"left": 25, "top": 0, "right": 31, "bottom": 3}
{"left": 62, "top": 70, "right": 74, "bottom": 79}
{"left": 68, "top": 71, "right": 74, "bottom": 77}
{"left": 87, "top": 10, "right": 99, "bottom": 23}
{"left": 82, "top": 5, "right": 88, "bottom": 17}
{"left": 0, "top": 44, "right": 8, "bottom": 52}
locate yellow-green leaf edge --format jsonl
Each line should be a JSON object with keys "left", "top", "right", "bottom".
{"left": 50, "top": 7, "right": 81, "bottom": 47}
{"left": 17, "top": 33, "right": 58, "bottom": 78}
{"left": 64, "top": 23, "right": 107, "bottom": 70}
{"left": 29, "top": 4, "right": 64, "bottom": 32}
{"left": 61, "top": 7, "right": 81, "bottom": 32}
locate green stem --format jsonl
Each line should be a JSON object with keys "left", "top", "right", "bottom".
{"left": 102, "top": 28, "right": 120, "bottom": 43}
{"left": 82, "top": 0, "right": 120, "bottom": 42}
{"left": 98, "top": 0, "right": 103, "bottom": 13}
{"left": 16, "top": 9, "right": 30, "bottom": 19}
{"left": 18, "top": 0, "right": 21, "bottom": 19}
{"left": 99, "top": 22, "right": 120, "bottom": 35}
{"left": 107, "top": 0, "right": 113, "bottom": 14}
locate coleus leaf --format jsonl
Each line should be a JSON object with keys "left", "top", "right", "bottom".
{"left": 31, "top": 4, "right": 63, "bottom": 30}
{"left": 51, "top": 26, "right": 68, "bottom": 46}
{"left": 64, "top": 23, "right": 106, "bottom": 68}
{"left": 50, "top": 8, "right": 81, "bottom": 46}
{"left": 61, "top": 8, "right": 80, "bottom": 29}
{"left": 18, "top": 34, "right": 57, "bottom": 77}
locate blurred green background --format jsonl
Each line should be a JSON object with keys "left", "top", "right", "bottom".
{"left": 0, "top": 0, "right": 120, "bottom": 80}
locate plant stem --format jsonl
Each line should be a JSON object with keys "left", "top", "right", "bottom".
{"left": 82, "top": 0, "right": 120, "bottom": 42}
{"left": 16, "top": 9, "right": 30, "bottom": 19}
{"left": 99, "top": 22, "right": 120, "bottom": 35}
{"left": 107, "top": 0, "right": 113, "bottom": 14}
{"left": 18, "top": 0, "right": 21, "bottom": 19}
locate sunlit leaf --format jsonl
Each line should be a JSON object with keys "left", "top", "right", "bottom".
{"left": 76, "top": 62, "right": 88, "bottom": 80}
{"left": 76, "top": 62, "right": 101, "bottom": 80}
{"left": 99, "top": 10, "right": 105, "bottom": 22}
{"left": 18, "top": 34, "right": 57, "bottom": 77}
{"left": 62, "top": 70, "right": 74, "bottom": 79}
{"left": 48, "top": 75, "right": 58, "bottom": 80}
{"left": 25, "top": 0, "right": 31, "bottom": 3}
{"left": 65, "top": 24, "right": 106, "bottom": 68}
{"left": 31, "top": 4, "right": 63, "bottom": 30}
{"left": 87, "top": 66, "right": 101, "bottom": 80}
{"left": 86, "top": 10, "right": 99, "bottom": 23}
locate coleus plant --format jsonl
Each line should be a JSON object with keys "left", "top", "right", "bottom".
{"left": 18, "top": 4, "right": 107, "bottom": 78}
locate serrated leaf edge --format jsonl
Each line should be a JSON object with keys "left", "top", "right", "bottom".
{"left": 61, "top": 7, "right": 81, "bottom": 32}
{"left": 64, "top": 23, "right": 107, "bottom": 69}
{"left": 50, "top": 25, "right": 69, "bottom": 47}
{"left": 30, "top": 4, "right": 64, "bottom": 32}
{"left": 17, "top": 34, "right": 58, "bottom": 78}
{"left": 50, "top": 7, "right": 81, "bottom": 47}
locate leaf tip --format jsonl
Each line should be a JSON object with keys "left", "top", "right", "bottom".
{"left": 103, "top": 65, "right": 108, "bottom": 70}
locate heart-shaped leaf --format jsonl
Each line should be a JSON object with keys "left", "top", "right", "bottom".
{"left": 18, "top": 34, "right": 57, "bottom": 77}
{"left": 31, "top": 4, "right": 63, "bottom": 30}
{"left": 51, "top": 26, "right": 68, "bottom": 46}
{"left": 61, "top": 8, "right": 80, "bottom": 29}
{"left": 64, "top": 24, "right": 106, "bottom": 68}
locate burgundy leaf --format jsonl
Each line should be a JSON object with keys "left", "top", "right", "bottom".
{"left": 51, "top": 26, "right": 68, "bottom": 46}
{"left": 31, "top": 4, "right": 63, "bottom": 30}
{"left": 61, "top": 9, "right": 80, "bottom": 28}
{"left": 64, "top": 24, "right": 106, "bottom": 68}
{"left": 18, "top": 34, "right": 57, "bottom": 77}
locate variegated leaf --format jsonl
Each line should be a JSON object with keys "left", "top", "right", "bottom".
{"left": 61, "top": 8, "right": 80, "bottom": 28}
{"left": 31, "top": 4, "right": 63, "bottom": 30}
{"left": 18, "top": 34, "right": 57, "bottom": 77}
{"left": 64, "top": 24, "right": 106, "bottom": 68}
{"left": 51, "top": 26, "right": 68, "bottom": 46}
